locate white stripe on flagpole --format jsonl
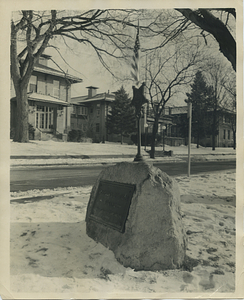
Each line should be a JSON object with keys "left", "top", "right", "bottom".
{"left": 131, "top": 23, "right": 140, "bottom": 87}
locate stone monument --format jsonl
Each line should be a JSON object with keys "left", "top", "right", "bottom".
{"left": 86, "top": 161, "right": 187, "bottom": 271}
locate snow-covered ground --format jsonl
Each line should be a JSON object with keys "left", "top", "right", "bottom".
{"left": 10, "top": 140, "right": 236, "bottom": 167}
{"left": 10, "top": 170, "right": 236, "bottom": 297}
{"left": 11, "top": 140, "right": 236, "bottom": 157}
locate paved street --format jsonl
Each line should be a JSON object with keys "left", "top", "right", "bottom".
{"left": 10, "top": 160, "right": 236, "bottom": 192}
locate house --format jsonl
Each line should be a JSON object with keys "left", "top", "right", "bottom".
{"left": 70, "top": 85, "right": 235, "bottom": 147}
{"left": 71, "top": 87, "right": 172, "bottom": 144}
{"left": 166, "top": 105, "right": 235, "bottom": 147}
{"left": 71, "top": 86, "right": 115, "bottom": 142}
{"left": 10, "top": 54, "right": 82, "bottom": 140}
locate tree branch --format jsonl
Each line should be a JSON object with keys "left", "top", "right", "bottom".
{"left": 175, "top": 9, "right": 236, "bottom": 71}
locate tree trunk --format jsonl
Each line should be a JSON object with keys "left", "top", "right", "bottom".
{"left": 197, "top": 135, "right": 200, "bottom": 148}
{"left": 121, "top": 133, "right": 123, "bottom": 144}
{"left": 13, "top": 84, "right": 29, "bottom": 142}
{"left": 150, "top": 117, "right": 159, "bottom": 159}
{"left": 212, "top": 108, "right": 217, "bottom": 151}
{"left": 233, "top": 129, "right": 236, "bottom": 150}
{"left": 176, "top": 9, "right": 236, "bottom": 71}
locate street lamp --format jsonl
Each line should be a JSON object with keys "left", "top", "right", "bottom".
{"left": 185, "top": 100, "right": 192, "bottom": 177}
{"left": 144, "top": 117, "right": 148, "bottom": 151}
{"left": 131, "top": 82, "right": 148, "bottom": 161}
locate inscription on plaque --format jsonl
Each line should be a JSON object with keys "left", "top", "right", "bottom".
{"left": 89, "top": 180, "right": 136, "bottom": 233}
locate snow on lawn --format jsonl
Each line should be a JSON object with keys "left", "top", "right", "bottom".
{"left": 10, "top": 170, "right": 236, "bottom": 296}
{"left": 10, "top": 154, "right": 235, "bottom": 167}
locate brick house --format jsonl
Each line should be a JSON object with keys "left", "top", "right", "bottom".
{"left": 167, "top": 106, "right": 235, "bottom": 147}
{"left": 71, "top": 86, "right": 115, "bottom": 142}
{"left": 10, "top": 54, "right": 82, "bottom": 140}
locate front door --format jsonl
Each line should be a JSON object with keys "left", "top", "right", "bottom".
{"left": 36, "top": 105, "right": 54, "bottom": 131}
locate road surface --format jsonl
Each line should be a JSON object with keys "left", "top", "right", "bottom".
{"left": 10, "top": 160, "right": 236, "bottom": 192}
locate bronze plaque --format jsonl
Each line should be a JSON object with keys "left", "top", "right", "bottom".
{"left": 89, "top": 180, "right": 136, "bottom": 233}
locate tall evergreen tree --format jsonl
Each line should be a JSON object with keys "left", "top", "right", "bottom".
{"left": 106, "top": 86, "right": 136, "bottom": 144}
{"left": 185, "top": 71, "right": 213, "bottom": 148}
{"left": 175, "top": 114, "right": 189, "bottom": 145}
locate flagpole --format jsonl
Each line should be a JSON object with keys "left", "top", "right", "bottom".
{"left": 131, "top": 21, "right": 145, "bottom": 162}
{"left": 144, "top": 53, "right": 148, "bottom": 151}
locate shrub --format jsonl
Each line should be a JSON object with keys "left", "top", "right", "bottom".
{"left": 131, "top": 133, "right": 162, "bottom": 146}
{"left": 28, "top": 123, "right": 35, "bottom": 140}
{"left": 10, "top": 128, "right": 15, "bottom": 139}
{"left": 68, "top": 129, "right": 85, "bottom": 142}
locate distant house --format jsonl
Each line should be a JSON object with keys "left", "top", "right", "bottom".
{"left": 71, "top": 86, "right": 115, "bottom": 142}
{"left": 166, "top": 105, "right": 235, "bottom": 147}
{"left": 10, "top": 54, "right": 82, "bottom": 140}
{"left": 142, "top": 105, "right": 174, "bottom": 134}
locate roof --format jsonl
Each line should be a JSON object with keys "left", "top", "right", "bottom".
{"left": 165, "top": 105, "right": 236, "bottom": 115}
{"left": 11, "top": 92, "right": 70, "bottom": 106}
{"left": 71, "top": 92, "right": 115, "bottom": 104}
{"left": 169, "top": 106, "right": 188, "bottom": 115}
{"left": 86, "top": 86, "right": 99, "bottom": 89}
{"left": 33, "top": 63, "right": 83, "bottom": 84}
{"left": 147, "top": 115, "right": 173, "bottom": 125}
{"left": 28, "top": 92, "right": 70, "bottom": 106}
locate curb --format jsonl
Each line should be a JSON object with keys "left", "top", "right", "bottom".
{"left": 10, "top": 153, "right": 236, "bottom": 160}
{"left": 10, "top": 157, "right": 183, "bottom": 168}
{"left": 10, "top": 154, "right": 137, "bottom": 160}
{"left": 10, "top": 157, "right": 236, "bottom": 168}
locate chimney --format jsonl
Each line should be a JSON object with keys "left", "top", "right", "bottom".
{"left": 86, "top": 86, "right": 98, "bottom": 98}
{"left": 38, "top": 54, "right": 51, "bottom": 66}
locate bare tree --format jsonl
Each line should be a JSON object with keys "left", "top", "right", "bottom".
{"left": 203, "top": 60, "right": 231, "bottom": 150}
{"left": 11, "top": 9, "right": 142, "bottom": 142}
{"left": 145, "top": 42, "right": 201, "bottom": 158}
{"left": 221, "top": 73, "right": 236, "bottom": 149}
{"left": 175, "top": 9, "right": 236, "bottom": 71}
{"left": 83, "top": 114, "right": 97, "bottom": 140}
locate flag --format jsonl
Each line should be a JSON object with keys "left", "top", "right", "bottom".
{"left": 131, "top": 24, "right": 140, "bottom": 86}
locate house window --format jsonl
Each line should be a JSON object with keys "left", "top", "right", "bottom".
{"left": 83, "top": 107, "right": 88, "bottom": 115}
{"left": 223, "top": 129, "right": 226, "bottom": 139}
{"left": 72, "top": 105, "right": 77, "bottom": 114}
{"left": 29, "top": 75, "right": 37, "bottom": 92}
{"left": 96, "top": 123, "right": 100, "bottom": 133}
{"left": 78, "top": 106, "right": 88, "bottom": 115}
{"left": 53, "top": 80, "right": 60, "bottom": 98}
{"left": 90, "top": 108, "right": 93, "bottom": 114}
{"left": 36, "top": 105, "right": 54, "bottom": 130}
{"left": 97, "top": 103, "right": 100, "bottom": 117}
{"left": 228, "top": 130, "right": 230, "bottom": 140}
{"left": 106, "top": 105, "right": 112, "bottom": 115}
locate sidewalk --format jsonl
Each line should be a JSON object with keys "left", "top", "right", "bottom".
{"left": 10, "top": 140, "right": 236, "bottom": 166}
